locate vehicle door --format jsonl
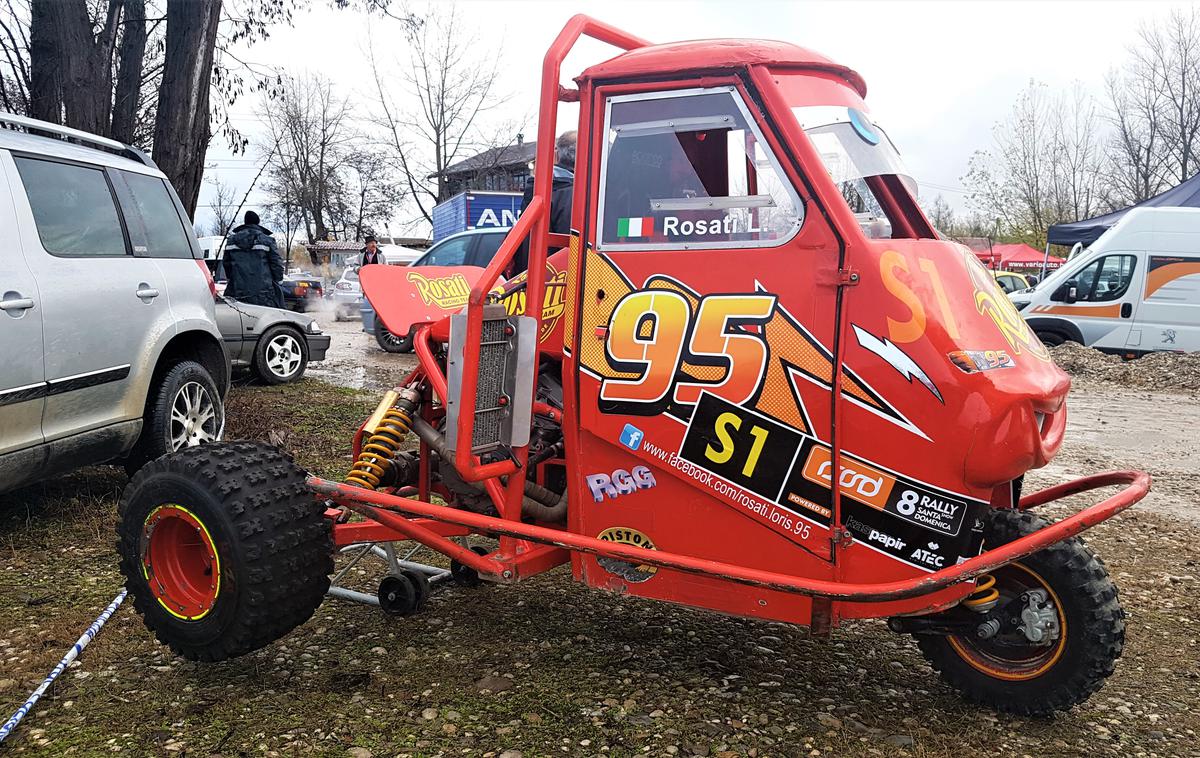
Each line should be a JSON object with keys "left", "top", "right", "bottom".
{"left": 1031, "top": 252, "right": 1140, "bottom": 349}
{"left": 569, "top": 83, "right": 842, "bottom": 613}
{"left": 4, "top": 153, "right": 172, "bottom": 442}
{"left": 1130, "top": 253, "right": 1200, "bottom": 351}
{"left": 0, "top": 153, "right": 46, "bottom": 461}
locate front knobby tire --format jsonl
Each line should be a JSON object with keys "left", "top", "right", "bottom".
{"left": 914, "top": 510, "right": 1124, "bottom": 716}
{"left": 117, "top": 442, "right": 332, "bottom": 661}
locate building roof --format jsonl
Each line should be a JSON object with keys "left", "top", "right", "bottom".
{"left": 578, "top": 38, "right": 866, "bottom": 96}
{"left": 439, "top": 141, "right": 537, "bottom": 179}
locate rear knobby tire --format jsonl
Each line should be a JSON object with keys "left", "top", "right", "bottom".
{"left": 914, "top": 510, "right": 1124, "bottom": 716}
{"left": 117, "top": 441, "right": 332, "bottom": 661}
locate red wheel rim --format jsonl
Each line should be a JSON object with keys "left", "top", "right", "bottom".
{"left": 142, "top": 505, "right": 221, "bottom": 620}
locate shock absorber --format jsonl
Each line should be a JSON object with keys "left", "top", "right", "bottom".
{"left": 345, "top": 387, "right": 421, "bottom": 490}
{"left": 962, "top": 573, "right": 1000, "bottom": 613}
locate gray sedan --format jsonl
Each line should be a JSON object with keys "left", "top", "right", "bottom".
{"left": 216, "top": 298, "right": 331, "bottom": 384}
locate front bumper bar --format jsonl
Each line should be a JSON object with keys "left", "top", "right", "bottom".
{"left": 311, "top": 470, "right": 1149, "bottom": 603}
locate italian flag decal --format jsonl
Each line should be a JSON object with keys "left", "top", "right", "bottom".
{"left": 617, "top": 216, "right": 654, "bottom": 238}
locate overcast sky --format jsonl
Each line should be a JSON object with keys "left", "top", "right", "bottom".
{"left": 199, "top": 0, "right": 1185, "bottom": 238}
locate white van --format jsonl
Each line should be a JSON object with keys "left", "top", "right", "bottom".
{"left": 1011, "top": 207, "right": 1200, "bottom": 354}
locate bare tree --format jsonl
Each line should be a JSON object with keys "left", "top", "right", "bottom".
{"left": 1136, "top": 7, "right": 1200, "bottom": 184}
{"left": 1048, "top": 84, "right": 1108, "bottom": 223}
{"left": 343, "top": 151, "right": 403, "bottom": 241}
{"left": 1104, "top": 61, "right": 1170, "bottom": 204}
{"left": 204, "top": 176, "right": 239, "bottom": 236}
{"left": 926, "top": 194, "right": 955, "bottom": 234}
{"left": 371, "top": 4, "right": 507, "bottom": 224}
{"left": 261, "top": 74, "right": 356, "bottom": 243}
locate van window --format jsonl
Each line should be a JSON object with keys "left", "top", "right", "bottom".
{"left": 1073, "top": 255, "right": 1137, "bottom": 301}
{"left": 598, "top": 87, "right": 803, "bottom": 250}
{"left": 14, "top": 156, "right": 127, "bottom": 257}
{"left": 113, "top": 170, "right": 194, "bottom": 258}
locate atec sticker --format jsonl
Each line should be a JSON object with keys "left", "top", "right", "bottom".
{"left": 586, "top": 466, "right": 656, "bottom": 502}
{"left": 596, "top": 527, "right": 657, "bottom": 583}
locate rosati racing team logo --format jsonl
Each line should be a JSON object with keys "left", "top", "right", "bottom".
{"left": 500, "top": 262, "right": 568, "bottom": 342}
{"left": 407, "top": 270, "right": 472, "bottom": 309}
{"left": 596, "top": 527, "right": 658, "bottom": 583}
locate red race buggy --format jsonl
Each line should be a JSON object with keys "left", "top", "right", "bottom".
{"left": 118, "top": 16, "right": 1149, "bottom": 715}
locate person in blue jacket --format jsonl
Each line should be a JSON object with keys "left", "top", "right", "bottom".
{"left": 224, "top": 211, "right": 284, "bottom": 308}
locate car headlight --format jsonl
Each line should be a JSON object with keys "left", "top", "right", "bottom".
{"left": 307, "top": 320, "right": 321, "bottom": 333}
{"left": 1011, "top": 300, "right": 1030, "bottom": 312}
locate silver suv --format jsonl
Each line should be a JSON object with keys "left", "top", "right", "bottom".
{"left": 0, "top": 114, "right": 229, "bottom": 492}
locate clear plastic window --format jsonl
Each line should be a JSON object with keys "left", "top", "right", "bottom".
{"left": 599, "top": 88, "right": 803, "bottom": 250}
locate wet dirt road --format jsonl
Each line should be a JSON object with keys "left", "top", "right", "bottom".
{"left": 305, "top": 310, "right": 418, "bottom": 391}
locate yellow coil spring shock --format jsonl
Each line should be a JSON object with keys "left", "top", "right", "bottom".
{"left": 962, "top": 573, "right": 1000, "bottom": 613}
{"left": 345, "top": 389, "right": 420, "bottom": 490}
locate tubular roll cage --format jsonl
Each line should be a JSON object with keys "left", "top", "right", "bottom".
{"left": 310, "top": 15, "right": 1151, "bottom": 602}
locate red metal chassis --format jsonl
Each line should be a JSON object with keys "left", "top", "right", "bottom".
{"left": 318, "top": 15, "right": 1150, "bottom": 616}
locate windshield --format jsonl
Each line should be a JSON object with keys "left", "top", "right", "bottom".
{"left": 792, "top": 106, "right": 919, "bottom": 239}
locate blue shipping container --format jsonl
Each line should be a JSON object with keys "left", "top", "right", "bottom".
{"left": 431, "top": 191, "right": 522, "bottom": 241}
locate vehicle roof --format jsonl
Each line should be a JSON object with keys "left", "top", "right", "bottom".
{"left": 578, "top": 38, "right": 866, "bottom": 96}
{"left": 435, "top": 227, "right": 510, "bottom": 244}
{"left": 1091, "top": 206, "right": 1200, "bottom": 257}
{"left": 0, "top": 125, "right": 163, "bottom": 177}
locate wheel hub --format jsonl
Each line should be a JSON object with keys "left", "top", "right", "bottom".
{"left": 141, "top": 504, "right": 220, "bottom": 620}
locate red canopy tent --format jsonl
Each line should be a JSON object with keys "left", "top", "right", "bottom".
{"left": 971, "top": 243, "right": 1064, "bottom": 272}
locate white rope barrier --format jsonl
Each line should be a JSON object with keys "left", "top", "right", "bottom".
{"left": 0, "top": 589, "right": 127, "bottom": 744}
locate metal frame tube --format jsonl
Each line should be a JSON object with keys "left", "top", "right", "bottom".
{"left": 312, "top": 470, "right": 1148, "bottom": 602}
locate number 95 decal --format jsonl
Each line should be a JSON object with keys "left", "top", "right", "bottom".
{"left": 600, "top": 290, "right": 776, "bottom": 413}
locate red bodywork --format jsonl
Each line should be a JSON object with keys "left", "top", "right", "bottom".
{"left": 319, "top": 15, "right": 1148, "bottom": 629}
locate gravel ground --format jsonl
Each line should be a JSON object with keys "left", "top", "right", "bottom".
{"left": 0, "top": 341, "right": 1197, "bottom": 757}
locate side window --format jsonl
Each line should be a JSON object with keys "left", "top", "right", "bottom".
{"left": 422, "top": 236, "right": 471, "bottom": 266}
{"left": 1078, "top": 255, "right": 1136, "bottom": 302}
{"left": 472, "top": 232, "right": 505, "bottom": 266}
{"left": 13, "top": 156, "right": 126, "bottom": 257}
{"left": 598, "top": 86, "right": 803, "bottom": 250}
{"left": 112, "top": 170, "right": 194, "bottom": 258}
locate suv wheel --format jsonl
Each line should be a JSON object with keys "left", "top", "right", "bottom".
{"left": 126, "top": 361, "right": 223, "bottom": 475}
{"left": 254, "top": 326, "right": 308, "bottom": 384}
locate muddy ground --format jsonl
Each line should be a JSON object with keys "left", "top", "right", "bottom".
{"left": 1, "top": 328, "right": 1198, "bottom": 757}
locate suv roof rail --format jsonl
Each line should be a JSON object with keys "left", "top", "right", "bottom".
{"left": 0, "top": 111, "right": 151, "bottom": 166}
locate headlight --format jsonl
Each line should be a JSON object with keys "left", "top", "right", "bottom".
{"left": 1011, "top": 300, "right": 1030, "bottom": 312}
{"left": 307, "top": 320, "right": 321, "bottom": 333}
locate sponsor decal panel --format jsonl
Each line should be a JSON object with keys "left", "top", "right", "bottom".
{"left": 596, "top": 527, "right": 657, "bottom": 583}
{"left": 586, "top": 466, "right": 656, "bottom": 502}
{"left": 948, "top": 349, "right": 1015, "bottom": 373}
{"left": 500, "top": 262, "right": 568, "bottom": 342}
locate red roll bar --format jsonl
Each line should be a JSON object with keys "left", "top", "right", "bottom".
{"left": 313, "top": 471, "right": 1149, "bottom": 602}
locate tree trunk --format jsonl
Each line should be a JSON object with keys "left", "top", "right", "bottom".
{"left": 152, "top": 0, "right": 222, "bottom": 217}
{"left": 110, "top": 0, "right": 146, "bottom": 144}
{"left": 27, "top": 0, "right": 61, "bottom": 122}
{"left": 47, "top": 0, "right": 119, "bottom": 135}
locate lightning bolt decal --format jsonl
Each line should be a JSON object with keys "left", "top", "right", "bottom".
{"left": 852, "top": 325, "right": 943, "bottom": 403}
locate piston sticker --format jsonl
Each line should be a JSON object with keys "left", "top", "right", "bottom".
{"left": 596, "top": 527, "right": 658, "bottom": 583}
